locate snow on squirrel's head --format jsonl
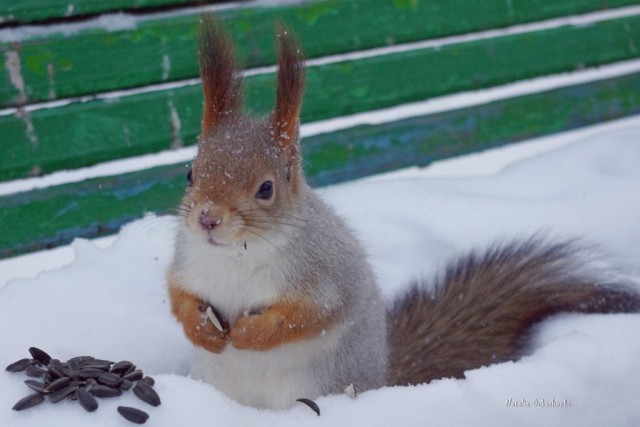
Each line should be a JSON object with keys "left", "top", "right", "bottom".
{"left": 179, "top": 17, "right": 306, "bottom": 250}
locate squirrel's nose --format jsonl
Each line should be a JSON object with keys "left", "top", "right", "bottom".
{"left": 199, "top": 211, "right": 222, "bottom": 230}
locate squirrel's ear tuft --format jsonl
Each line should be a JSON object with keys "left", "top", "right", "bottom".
{"left": 272, "top": 24, "right": 305, "bottom": 151}
{"left": 198, "top": 16, "right": 242, "bottom": 136}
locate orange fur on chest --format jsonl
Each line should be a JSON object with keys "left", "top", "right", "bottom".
{"left": 169, "top": 269, "right": 338, "bottom": 353}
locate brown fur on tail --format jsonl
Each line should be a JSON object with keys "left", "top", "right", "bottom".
{"left": 387, "top": 238, "right": 640, "bottom": 386}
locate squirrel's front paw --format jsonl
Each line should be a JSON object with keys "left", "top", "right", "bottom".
{"left": 169, "top": 285, "right": 228, "bottom": 353}
{"left": 183, "top": 308, "right": 228, "bottom": 353}
{"left": 229, "top": 309, "right": 284, "bottom": 352}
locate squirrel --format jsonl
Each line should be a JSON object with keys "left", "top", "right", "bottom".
{"left": 167, "top": 18, "right": 640, "bottom": 410}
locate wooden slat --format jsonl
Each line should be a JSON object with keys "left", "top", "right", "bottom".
{"left": 2, "top": 0, "right": 640, "bottom": 107}
{"left": 0, "top": 0, "right": 202, "bottom": 25}
{"left": 2, "top": 14, "right": 640, "bottom": 181}
{"left": 2, "top": 71, "right": 640, "bottom": 258}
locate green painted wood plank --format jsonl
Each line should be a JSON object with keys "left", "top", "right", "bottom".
{"left": 2, "top": 14, "right": 640, "bottom": 181}
{"left": 0, "top": 0, "right": 204, "bottom": 25}
{"left": 2, "top": 71, "right": 640, "bottom": 258}
{"left": 2, "top": 0, "right": 640, "bottom": 106}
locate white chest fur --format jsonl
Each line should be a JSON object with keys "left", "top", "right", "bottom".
{"left": 174, "top": 228, "right": 286, "bottom": 323}
{"left": 173, "top": 228, "right": 344, "bottom": 409}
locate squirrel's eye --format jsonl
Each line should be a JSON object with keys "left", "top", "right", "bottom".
{"left": 187, "top": 168, "right": 193, "bottom": 186}
{"left": 256, "top": 180, "right": 273, "bottom": 200}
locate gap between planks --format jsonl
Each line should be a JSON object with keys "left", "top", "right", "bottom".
{"left": 2, "top": 3, "right": 640, "bottom": 117}
{"left": 2, "top": 57, "right": 640, "bottom": 197}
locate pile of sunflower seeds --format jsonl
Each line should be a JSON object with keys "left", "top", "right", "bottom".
{"left": 6, "top": 347, "right": 161, "bottom": 424}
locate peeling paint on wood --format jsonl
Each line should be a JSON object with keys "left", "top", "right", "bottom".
{"left": 1, "top": 71, "right": 640, "bottom": 257}
{"left": 1, "top": 16, "right": 640, "bottom": 181}
{"left": 0, "top": 0, "right": 202, "bottom": 24}
{"left": 1, "top": 0, "right": 640, "bottom": 107}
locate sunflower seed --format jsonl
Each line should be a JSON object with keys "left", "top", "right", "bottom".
{"left": 78, "top": 368, "right": 107, "bottom": 379}
{"left": 98, "top": 373, "right": 123, "bottom": 387}
{"left": 119, "top": 379, "right": 134, "bottom": 391}
{"left": 69, "top": 380, "right": 87, "bottom": 387}
{"left": 76, "top": 388, "right": 98, "bottom": 412}
{"left": 123, "top": 364, "right": 136, "bottom": 377}
{"left": 24, "top": 380, "right": 47, "bottom": 394}
{"left": 90, "top": 385, "right": 122, "bottom": 398}
{"left": 13, "top": 393, "right": 45, "bottom": 411}
{"left": 25, "top": 365, "right": 47, "bottom": 377}
{"left": 117, "top": 406, "right": 149, "bottom": 424}
{"left": 47, "top": 359, "right": 65, "bottom": 379}
{"left": 49, "top": 385, "right": 78, "bottom": 403}
{"left": 140, "top": 376, "right": 155, "bottom": 387}
{"left": 61, "top": 364, "right": 79, "bottom": 379}
{"left": 110, "top": 360, "right": 134, "bottom": 375}
{"left": 47, "top": 377, "right": 71, "bottom": 393}
{"left": 206, "top": 305, "right": 226, "bottom": 332}
{"left": 296, "top": 398, "right": 320, "bottom": 416}
{"left": 66, "top": 358, "right": 81, "bottom": 371}
{"left": 67, "top": 356, "right": 94, "bottom": 368}
{"left": 5, "top": 358, "right": 33, "bottom": 372}
{"left": 84, "top": 361, "right": 112, "bottom": 371}
{"left": 28, "top": 347, "right": 52, "bottom": 365}
{"left": 90, "top": 358, "right": 114, "bottom": 365}
{"left": 123, "top": 369, "right": 144, "bottom": 381}
{"left": 132, "top": 381, "right": 161, "bottom": 407}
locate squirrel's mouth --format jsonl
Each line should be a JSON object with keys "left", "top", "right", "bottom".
{"left": 207, "top": 236, "right": 226, "bottom": 247}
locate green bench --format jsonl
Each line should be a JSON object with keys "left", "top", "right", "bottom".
{"left": 2, "top": 0, "right": 640, "bottom": 257}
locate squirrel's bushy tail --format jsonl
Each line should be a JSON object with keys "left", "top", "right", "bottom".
{"left": 387, "top": 238, "right": 640, "bottom": 386}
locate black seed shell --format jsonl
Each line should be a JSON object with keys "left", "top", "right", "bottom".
{"left": 66, "top": 358, "right": 81, "bottom": 371}
{"left": 5, "top": 358, "right": 33, "bottom": 372}
{"left": 76, "top": 388, "right": 99, "bottom": 412}
{"left": 98, "top": 372, "right": 123, "bottom": 387}
{"left": 78, "top": 368, "right": 108, "bottom": 379}
{"left": 25, "top": 365, "right": 47, "bottom": 377}
{"left": 110, "top": 360, "right": 134, "bottom": 375}
{"left": 13, "top": 393, "right": 45, "bottom": 411}
{"left": 140, "top": 376, "right": 155, "bottom": 387}
{"left": 123, "top": 369, "right": 143, "bottom": 381}
{"left": 28, "top": 347, "right": 52, "bottom": 365}
{"left": 132, "top": 381, "right": 161, "bottom": 407}
{"left": 67, "top": 356, "right": 94, "bottom": 368}
{"left": 90, "top": 385, "right": 122, "bottom": 398}
{"left": 47, "top": 376, "right": 71, "bottom": 393}
{"left": 47, "top": 359, "right": 65, "bottom": 379}
{"left": 60, "top": 364, "right": 79, "bottom": 379}
{"left": 84, "top": 361, "right": 112, "bottom": 371}
{"left": 49, "top": 385, "right": 78, "bottom": 403}
{"left": 24, "top": 380, "right": 47, "bottom": 394}
{"left": 296, "top": 398, "right": 320, "bottom": 416}
{"left": 117, "top": 406, "right": 149, "bottom": 424}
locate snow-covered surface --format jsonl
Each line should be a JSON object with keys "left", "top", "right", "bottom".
{"left": 1, "top": 118, "right": 640, "bottom": 426}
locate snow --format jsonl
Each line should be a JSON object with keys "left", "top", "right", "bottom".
{"left": 1, "top": 118, "right": 640, "bottom": 426}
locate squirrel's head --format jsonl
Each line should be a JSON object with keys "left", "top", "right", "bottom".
{"left": 179, "top": 17, "right": 306, "bottom": 250}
